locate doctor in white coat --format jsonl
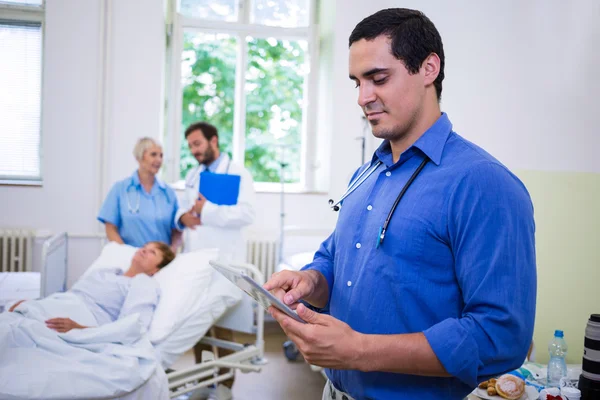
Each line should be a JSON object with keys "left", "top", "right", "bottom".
{"left": 176, "top": 122, "right": 255, "bottom": 398}
{"left": 176, "top": 121, "right": 256, "bottom": 262}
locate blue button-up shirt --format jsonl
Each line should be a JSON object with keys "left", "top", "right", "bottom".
{"left": 98, "top": 171, "right": 180, "bottom": 248}
{"left": 304, "top": 113, "right": 536, "bottom": 400}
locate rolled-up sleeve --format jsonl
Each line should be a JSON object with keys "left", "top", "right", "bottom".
{"left": 97, "top": 182, "right": 122, "bottom": 227}
{"left": 423, "top": 162, "right": 536, "bottom": 387}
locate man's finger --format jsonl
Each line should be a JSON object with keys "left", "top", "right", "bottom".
{"left": 263, "top": 271, "right": 294, "bottom": 291}
{"left": 282, "top": 287, "right": 309, "bottom": 306}
{"left": 296, "top": 303, "right": 322, "bottom": 324}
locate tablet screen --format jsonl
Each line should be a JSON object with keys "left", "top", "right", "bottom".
{"left": 210, "top": 260, "right": 305, "bottom": 323}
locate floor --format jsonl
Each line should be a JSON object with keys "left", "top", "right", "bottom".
{"left": 170, "top": 322, "right": 326, "bottom": 400}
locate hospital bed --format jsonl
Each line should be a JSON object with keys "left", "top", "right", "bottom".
{"left": 0, "top": 232, "right": 68, "bottom": 312}
{"left": 1, "top": 238, "right": 266, "bottom": 400}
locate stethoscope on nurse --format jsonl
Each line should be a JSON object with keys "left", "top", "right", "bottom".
{"left": 328, "top": 155, "right": 429, "bottom": 248}
{"left": 125, "top": 144, "right": 166, "bottom": 214}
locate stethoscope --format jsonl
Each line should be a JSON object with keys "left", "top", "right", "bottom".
{"left": 328, "top": 156, "right": 429, "bottom": 248}
{"left": 126, "top": 184, "right": 140, "bottom": 214}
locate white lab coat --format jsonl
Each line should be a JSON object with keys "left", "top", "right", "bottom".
{"left": 176, "top": 154, "right": 256, "bottom": 262}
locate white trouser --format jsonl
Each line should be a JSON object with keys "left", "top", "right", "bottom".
{"left": 322, "top": 380, "right": 355, "bottom": 400}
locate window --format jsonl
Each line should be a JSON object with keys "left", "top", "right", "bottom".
{"left": 0, "top": 1, "right": 44, "bottom": 184}
{"left": 166, "top": 0, "right": 317, "bottom": 191}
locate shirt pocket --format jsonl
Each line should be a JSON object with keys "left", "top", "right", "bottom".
{"left": 376, "top": 216, "right": 429, "bottom": 285}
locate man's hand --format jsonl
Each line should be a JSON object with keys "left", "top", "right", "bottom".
{"left": 179, "top": 209, "right": 201, "bottom": 229}
{"left": 45, "top": 318, "right": 87, "bottom": 333}
{"left": 263, "top": 270, "right": 328, "bottom": 310}
{"left": 193, "top": 193, "right": 207, "bottom": 215}
{"left": 8, "top": 300, "right": 25, "bottom": 312}
{"left": 270, "top": 303, "right": 363, "bottom": 370}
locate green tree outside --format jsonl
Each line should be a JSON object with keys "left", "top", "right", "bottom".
{"left": 179, "top": 32, "right": 307, "bottom": 183}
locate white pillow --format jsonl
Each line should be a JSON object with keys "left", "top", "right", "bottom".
{"left": 149, "top": 248, "right": 218, "bottom": 342}
{"left": 154, "top": 269, "right": 242, "bottom": 368}
{"left": 82, "top": 242, "right": 218, "bottom": 343}
{"left": 85, "top": 241, "right": 137, "bottom": 277}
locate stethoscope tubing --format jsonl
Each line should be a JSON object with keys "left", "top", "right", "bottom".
{"left": 329, "top": 161, "right": 382, "bottom": 210}
{"left": 328, "top": 155, "right": 430, "bottom": 249}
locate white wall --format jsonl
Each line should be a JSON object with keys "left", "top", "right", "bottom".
{"left": 1, "top": 0, "right": 599, "bottom": 284}
{"left": 0, "top": 0, "right": 166, "bottom": 285}
{"left": 330, "top": 0, "right": 600, "bottom": 174}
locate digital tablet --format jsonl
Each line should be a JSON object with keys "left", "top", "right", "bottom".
{"left": 209, "top": 260, "right": 306, "bottom": 324}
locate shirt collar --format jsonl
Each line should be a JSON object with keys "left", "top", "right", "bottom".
{"left": 206, "top": 153, "right": 225, "bottom": 173}
{"left": 130, "top": 170, "right": 166, "bottom": 190}
{"left": 374, "top": 112, "right": 452, "bottom": 167}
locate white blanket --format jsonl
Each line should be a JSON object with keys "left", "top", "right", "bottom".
{"left": 0, "top": 293, "right": 160, "bottom": 400}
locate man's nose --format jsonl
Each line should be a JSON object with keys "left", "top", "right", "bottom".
{"left": 357, "top": 84, "right": 376, "bottom": 108}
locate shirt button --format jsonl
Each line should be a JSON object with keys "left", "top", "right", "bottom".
{"left": 385, "top": 171, "right": 391, "bottom": 177}
{"left": 355, "top": 243, "right": 361, "bottom": 249}
{"left": 347, "top": 281, "right": 352, "bottom": 287}
{"left": 367, "top": 205, "right": 373, "bottom": 211}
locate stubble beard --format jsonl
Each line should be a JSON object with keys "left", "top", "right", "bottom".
{"left": 370, "top": 122, "right": 410, "bottom": 143}
{"left": 195, "top": 146, "right": 215, "bottom": 166}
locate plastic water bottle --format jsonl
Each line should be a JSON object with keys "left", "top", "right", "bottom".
{"left": 547, "top": 329, "right": 568, "bottom": 387}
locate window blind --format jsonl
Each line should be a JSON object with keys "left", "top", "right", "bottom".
{"left": 0, "top": 20, "right": 42, "bottom": 181}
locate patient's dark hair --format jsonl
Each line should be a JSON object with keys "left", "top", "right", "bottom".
{"left": 149, "top": 241, "right": 176, "bottom": 269}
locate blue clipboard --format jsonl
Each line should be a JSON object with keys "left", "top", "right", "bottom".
{"left": 199, "top": 171, "right": 241, "bottom": 205}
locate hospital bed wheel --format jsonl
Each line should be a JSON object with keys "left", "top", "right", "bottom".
{"left": 283, "top": 340, "right": 300, "bottom": 361}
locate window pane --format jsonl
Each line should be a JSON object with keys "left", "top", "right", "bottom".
{"left": 179, "top": 0, "right": 239, "bottom": 22}
{"left": 245, "top": 37, "right": 308, "bottom": 183}
{"left": 180, "top": 32, "right": 237, "bottom": 180}
{"left": 0, "top": 21, "right": 42, "bottom": 180}
{"left": 250, "top": 0, "right": 310, "bottom": 28}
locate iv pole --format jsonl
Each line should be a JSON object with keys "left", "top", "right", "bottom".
{"left": 277, "top": 144, "right": 289, "bottom": 266}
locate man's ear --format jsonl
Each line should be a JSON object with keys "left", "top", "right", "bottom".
{"left": 210, "top": 135, "right": 219, "bottom": 148}
{"left": 422, "top": 52, "right": 440, "bottom": 87}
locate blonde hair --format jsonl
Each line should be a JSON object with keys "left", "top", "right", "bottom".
{"left": 133, "top": 137, "right": 161, "bottom": 162}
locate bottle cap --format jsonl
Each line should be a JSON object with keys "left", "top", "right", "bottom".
{"left": 590, "top": 314, "right": 600, "bottom": 323}
{"left": 554, "top": 330, "right": 564, "bottom": 338}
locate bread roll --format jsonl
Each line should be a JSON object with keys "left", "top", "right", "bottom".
{"left": 495, "top": 374, "right": 525, "bottom": 400}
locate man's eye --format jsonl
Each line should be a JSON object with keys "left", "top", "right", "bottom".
{"left": 373, "top": 77, "right": 387, "bottom": 85}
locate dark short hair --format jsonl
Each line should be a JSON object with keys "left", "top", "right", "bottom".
{"left": 349, "top": 8, "right": 445, "bottom": 101}
{"left": 184, "top": 121, "right": 219, "bottom": 143}
{"left": 149, "top": 241, "right": 176, "bottom": 269}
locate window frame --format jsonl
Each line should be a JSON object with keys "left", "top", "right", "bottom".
{"left": 164, "top": 0, "right": 319, "bottom": 192}
{"left": 0, "top": 0, "right": 45, "bottom": 185}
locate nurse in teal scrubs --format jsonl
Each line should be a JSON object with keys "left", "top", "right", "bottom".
{"left": 98, "top": 137, "right": 182, "bottom": 250}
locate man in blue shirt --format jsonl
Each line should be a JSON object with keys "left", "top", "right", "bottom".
{"left": 264, "top": 8, "right": 536, "bottom": 400}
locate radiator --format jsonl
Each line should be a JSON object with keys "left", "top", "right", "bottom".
{"left": 0, "top": 229, "right": 35, "bottom": 272}
{"left": 246, "top": 238, "right": 279, "bottom": 281}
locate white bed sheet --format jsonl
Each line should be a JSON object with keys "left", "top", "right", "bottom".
{"left": 0, "top": 272, "right": 40, "bottom": 312}
{"left": 116, "top": 365, "right": 168, "bottom": 400}
{"left": 154, "top": 270, "right": 241, "bottom": 368}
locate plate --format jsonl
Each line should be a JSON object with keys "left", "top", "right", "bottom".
{"left": 471, "top": 385, "right": 539, "bottom": 400}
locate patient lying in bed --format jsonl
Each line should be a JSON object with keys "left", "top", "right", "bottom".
{"left": 0, "top": 241, "right": 176, "bottom": 400}
{"left": 9, "top": 241, "right": 175, "bottom": 333}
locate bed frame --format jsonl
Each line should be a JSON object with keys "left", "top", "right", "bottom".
{"left": 40, "top": 232, "right": 69, "bottom": 297}
{"left": 166, "top": 261, "right": 266, "bottom": 398}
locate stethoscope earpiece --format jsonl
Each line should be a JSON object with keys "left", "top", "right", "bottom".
{"left": 328, "top": 199, "right": 334, "bottom": 205}
{"left": 333, "top": 205, "right": 340, "bottom": 212}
